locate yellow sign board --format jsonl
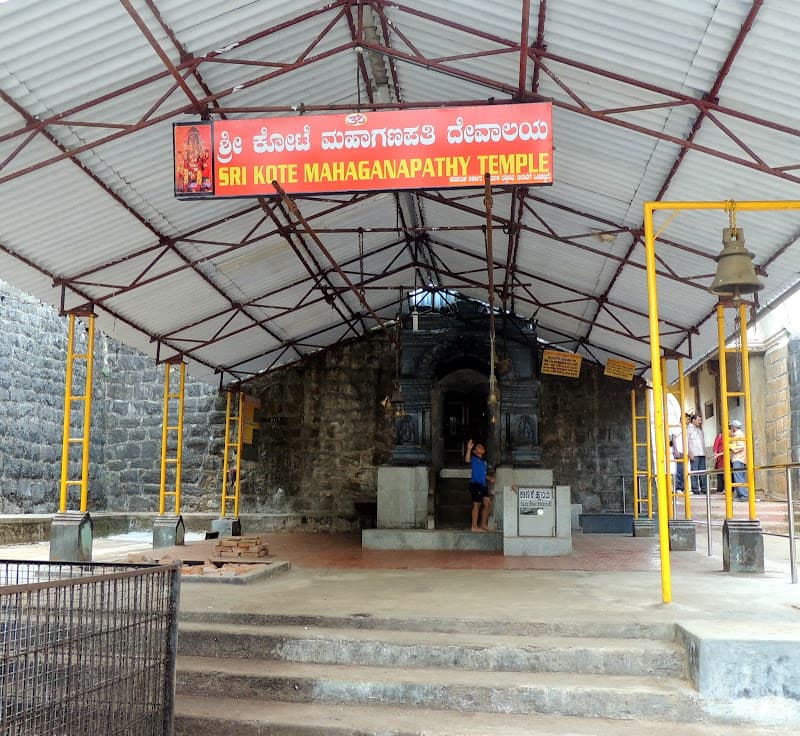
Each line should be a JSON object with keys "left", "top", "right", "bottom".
{"left": 540, "top": 349, "right": 582, "bottom": 378}
{"left": 242, "top": 395, "right": 261, "bottom": 444}
{"left": 604, "top": 358, "right": 636, "bottom": 381}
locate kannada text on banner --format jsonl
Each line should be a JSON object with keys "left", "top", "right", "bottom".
{"left": 174, "top": 102, "right": 552, "bottom": 198}
{"left": 603, "top": 358, "right": 636, "bottom": 381}
{"left": 540, "top": 349, "right": 582, "bottom": 378}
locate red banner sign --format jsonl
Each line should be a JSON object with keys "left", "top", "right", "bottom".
{"left": 174, "top": 102, "right": 552, "bottom": 198}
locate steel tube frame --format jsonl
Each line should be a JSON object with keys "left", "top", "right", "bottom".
{"left": 644, "top": 198, "right": 800, "bottom": 603}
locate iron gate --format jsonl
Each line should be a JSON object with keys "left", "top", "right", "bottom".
{"left": 0, "top": 560, "right": 180, "bottom": 736}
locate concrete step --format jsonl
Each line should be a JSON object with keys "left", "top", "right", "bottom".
{"left": 178, "top": 610, "right": 675, "bottom": 640}
{"left": 177, "top": 621, "right": 685, "bottom": 677}
{"left": 174, "top": 696, "right": 799, "bottom": 736}
{"left": 175, "top": 656, "right": 700, "bottom": 721}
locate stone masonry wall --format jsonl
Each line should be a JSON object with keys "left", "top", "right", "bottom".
{"left": 764, "top": 339, "right": 791, "bottom": 499}
{"left": 539, "top": 362, "right": 633, "bottom": 512}
{"left": 0, "top": 280, "right": 225, "bottom": 514}
{"left": 243, "top": 332, "right": 396, "bottom": 526}
{"left": 2, "top": 279, "right": 636, "bottom": 522}
{"left": 789, "top": 339, "right": 800, "bottom": 467}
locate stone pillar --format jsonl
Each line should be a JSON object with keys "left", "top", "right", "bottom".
{"left": 722, "top": 518, "right": 765, "bottom": 573}
{"left": 212, "top": 517, "right": 242, "bottom": 538}
{"left": 633, "top": 518, "right": 657, "bottom": 537}
{"left": 49, "top": 511, "right": 93, "bottom": 562}
{"left": 668, "top": 519, "right": 696, "bottom": 550}
{"left": 153, "top": 515, "right": 185, "bottom": 549}
{"left": 376, "top": 466, "right": 430, "bottom": 528}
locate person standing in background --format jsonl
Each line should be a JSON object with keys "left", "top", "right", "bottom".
{"left": 670, "top": 427, "right": 685, "bottom": 493}
{"left": 712, "top": 430, "right": 725, "bottom": 493}
{"left": 686, "top": 413, "right": 707, "bottom": 495}
{"left": 729, "top": 419, "right": 748, "bottom": 500}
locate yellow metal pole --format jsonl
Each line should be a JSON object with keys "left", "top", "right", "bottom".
{"left": 645, "top": 388, "right": 653, "bottom": 519}
{"left": 59, "top": 314, "right": 76, "bottom": 513}
{"left": 739, "top": 302, "right": 757, "bottom": 520}
{"left": 221, "top": 390, "right": 233, "bottom": 518}
{"left": 79, "top": 314, "right": 95, "bottom": 513}
{"left": 234, "top": 391, "right": 244, "bottom": 519}
{"left": 717, "top": 305, "right": 733, "bottom": 519}
{"left": 677, "top": 357, "right": 691, "bottom": 520}
{"left": 643, "top": 202, "right": 672, "bottom": 603}
{"left": 159, "top": 363, "right": 170, "bottom": 516}
{"left": 175, "top": 362, "right": 186, "bottom": 515}
{"left": 660, "top": 357, "right": 675, "bottom": 522}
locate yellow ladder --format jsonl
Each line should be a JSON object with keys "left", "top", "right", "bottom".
{"left": 630, "top": 387, "right": 653, "bottom": 519}
{"left": 221, "top": 389, "right": 243, "bottom": 519}
{"left": 661, "top": 356, "right": 692, "bottom": 519}
{"left": 59, "top": 312, "right": 96, "bottom": 513}
{"left": 716, "top": 302, "right": 757, "bottom": 520}
{"left": 159, "top": 359, "right": 186, "bottom": 516}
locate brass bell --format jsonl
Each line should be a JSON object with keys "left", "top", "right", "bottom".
{"left": 708, "top": 227, "right": 764, "bottom": 298}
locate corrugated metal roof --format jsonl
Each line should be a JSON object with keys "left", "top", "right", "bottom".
{"left": 2, "top": 0, "right": 800, "bottom": 387}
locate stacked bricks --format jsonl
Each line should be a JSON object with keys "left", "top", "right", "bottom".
{"left": 214, "top": 536, "right": 269, "bottom": 559}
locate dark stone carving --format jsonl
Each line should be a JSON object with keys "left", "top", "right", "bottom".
{"left": 391, "top": 303, "right": 540, "bottom": 466}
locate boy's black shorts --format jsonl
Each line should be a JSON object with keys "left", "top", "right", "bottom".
{"left": 468, "top": 482, "right": 489, "bottom": 503}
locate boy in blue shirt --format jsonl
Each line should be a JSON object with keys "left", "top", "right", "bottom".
{"left": 465, "top": 438, "right": 494, "bottom": 531}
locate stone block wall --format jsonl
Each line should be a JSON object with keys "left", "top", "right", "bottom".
{"left": 764, "top": 338, "right": 791, "bottom": 499}
{"left": 0, "top": 280, "right": 224, "bottom": 515}
{"left": 790, "top": 339, "right": 800, "bottom": 467}
{"left": 245, "top": 333, "right": 396, "bottom": 525}
{"left": 2, "top": 279, "right": 635, "bottom": 523}
{"left": 539, "top": 362, "right": 632, "bottom": 512}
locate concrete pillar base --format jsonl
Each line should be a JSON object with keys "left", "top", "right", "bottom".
{"left": 153, "top": 515, "right": 185, "bottom": 549}
{"left": 723, "top": 518, "right": 764, "bottom": 573}
{"left": 668, "top": 519, "right": 696, "bottom": 551}
{"left": 49, "top": 511, "right": 93, "bottom": 562}
{"left": 212, "top": 517, "right": 242, "bottom": 538}
{"left": 633, "top": 519, "right": 657, "bottom": 537}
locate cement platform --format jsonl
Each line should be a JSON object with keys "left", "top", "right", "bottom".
{"left": 2, "top": 519, "right": 800, "bottom": 732}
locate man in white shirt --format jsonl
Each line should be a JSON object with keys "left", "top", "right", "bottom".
{"left": 686, "top": 413, "right": 707, "bottom": 495}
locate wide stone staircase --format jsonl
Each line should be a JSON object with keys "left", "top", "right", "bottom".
{"left": 172, "top": 611, "right": 787, "bottom": 735}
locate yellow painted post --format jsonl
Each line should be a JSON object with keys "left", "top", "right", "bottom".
{"left": 739, "top": 302, "right": 757, "bottom": 520}
{"left": 175, "top": 361, "right": 186, "bottom": 515}
{"left": 159, "top": 360, "right": 186, "bottom": 516}
{"left": 58, "top": 312, "right": 95, "bottom": 513}
{"left": 645, "top": 388, "right": 653, "bottom": 518}
{"left": 717, "top": 305, "right": 733, "bottom": 519}
{"left": 677, "top": 357, "right": 691, "bottom": 521}
{"left": 79, "top": 315, "right": 95, "bottom": 513}
{"left": 660, "top": 357, "right": 675, "bottom": 521}
{"left": 631, "top": 387, "right": 654, "bottom": 520}
{"left": 631, "top": 389, "right": 639, "bottom": 520}
{"left": 641, "top": 198, "right": 800, "bottom": 598}
{"left": 234, "top": 391, "right": 244, "bottom": 519}
{"left": 221, "top": 390, "right": 233, "bottom": 518}
{"left": 643, "top": 202, "right": 672, "bottom": 603}
{"left": 220, "top": 389, "right": 244, "bottom": 519}
{"left": 59, "top": 314, "right": 76, "bottom": 513}
{"left": 159, "top": 364, "right": 170, "bottom": 516}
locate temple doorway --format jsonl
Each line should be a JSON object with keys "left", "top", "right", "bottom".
{"left": 442, "top": 390, "right": 488, "bottom": 465}
{"left": 434, "top": 368, "right": 489, "bottom": 528}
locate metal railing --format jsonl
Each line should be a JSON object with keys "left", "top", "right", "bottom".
{"left": 678, "top": 463, "right": 799, "bottom": 584}
{"left": 1, "top": 560, "right": 180, "bottom": 735}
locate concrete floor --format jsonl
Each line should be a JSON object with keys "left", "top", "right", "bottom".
{"left": 3, "top": 515, "right": 800, "bottom": 730}
{"left": 2, "top": 517, "right": 797, "bottom": 624}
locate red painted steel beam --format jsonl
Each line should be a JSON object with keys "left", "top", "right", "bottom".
{"left": 577, "top": 0, "right": 765, "bottom": 354}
